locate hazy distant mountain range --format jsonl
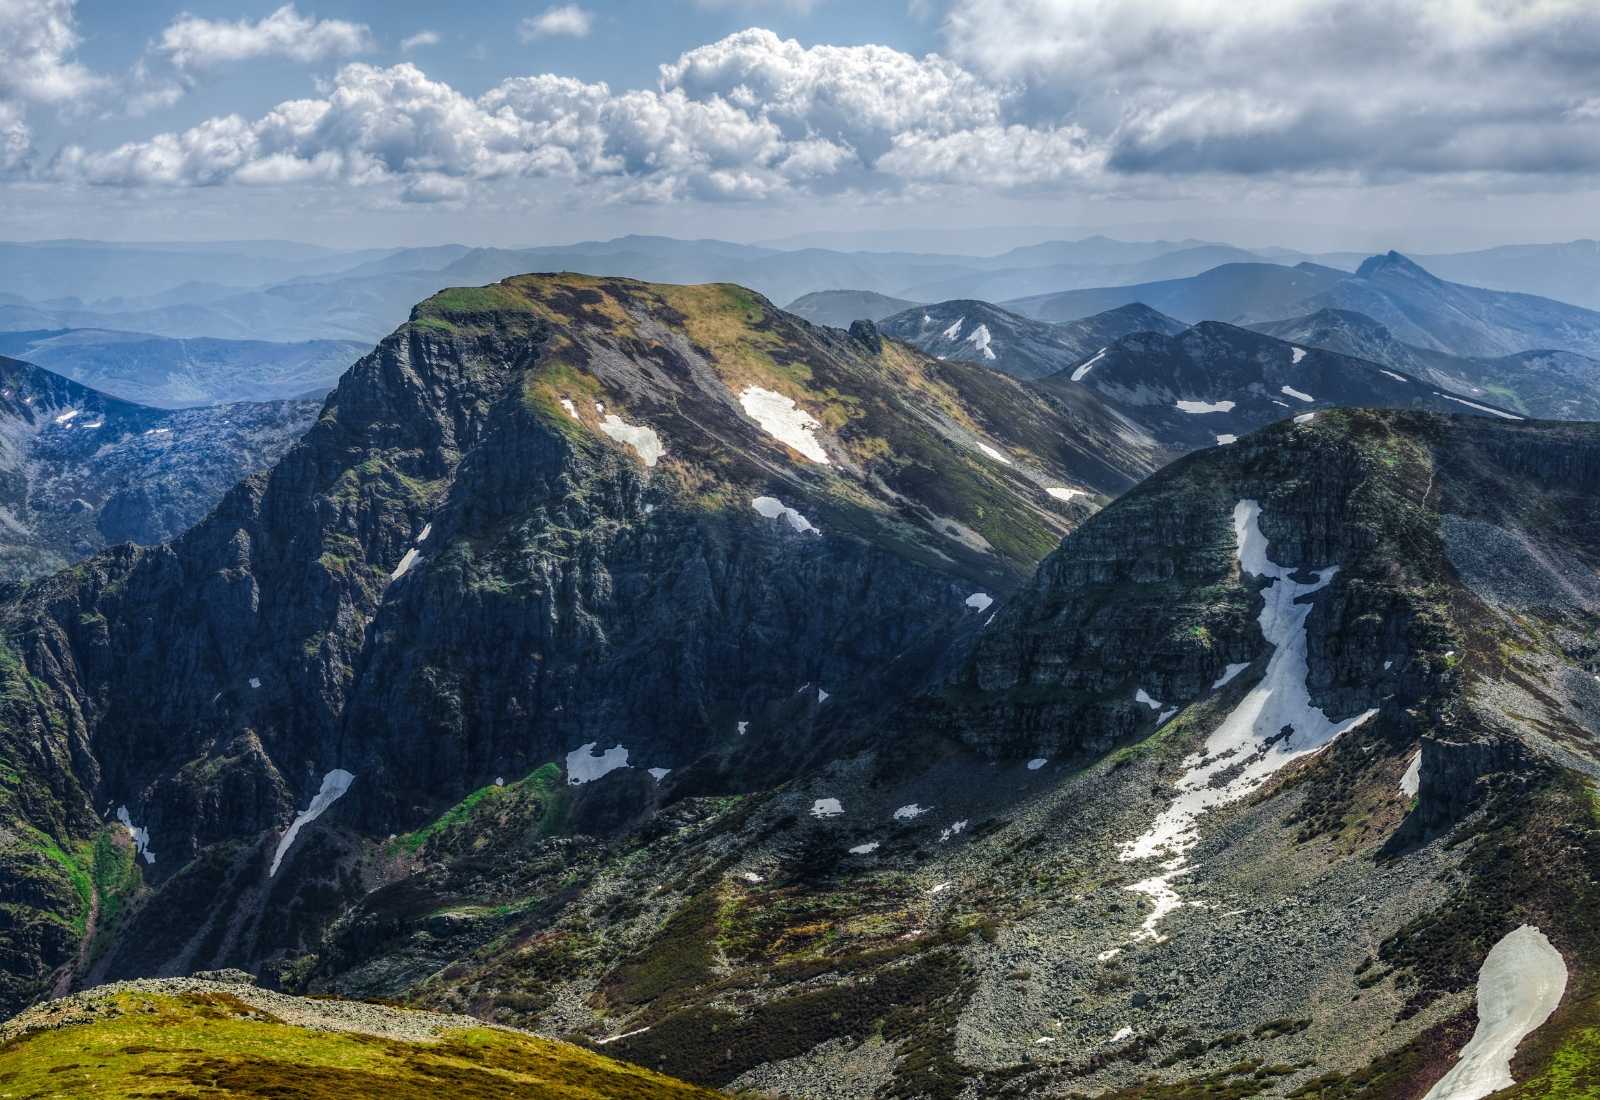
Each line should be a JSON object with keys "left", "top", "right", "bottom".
{"left": 5, "top": 234, "right": 1600, "bottom": 346}
{"left": 0, "top": 329, "right": 367, "bottom": 407}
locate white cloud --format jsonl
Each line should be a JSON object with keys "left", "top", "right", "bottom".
{"left": 943, "top": 0, "right": 1600, "bottom": 179}
{"left": 0, "top": 101, "right": 29, "bottom": 172}
{"left": 879, "top": 123, "right": 1104, "bottom": 189}
{"left": 400, "top": 30, "right": 441, "bottom": 53}
{"left": 518, "top": 5, "right": 594, "bottom": 41}
{"left": 159, "top": 4, "right": 373, "bottom": 71}
{"left": 661, "top": 29, "right": 1002, "bottom": 162}
{"left": 46, "top": 7, "right": 1600, "bottom": 205}
{"left": 401, "top": 172, "right": 468, "bottom": 202}
{"left": 52, "top": 31, "right": 1029, "bottom": 201}
{"left": 0, "top": 0, "right": 109, "bottom": 172}
{"left": 0, "top": 0, "right": 104, "bottom": 105}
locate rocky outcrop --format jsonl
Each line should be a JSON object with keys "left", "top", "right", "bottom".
{"left": 1412, "top": 733, "right": 1535, "bottom": 832}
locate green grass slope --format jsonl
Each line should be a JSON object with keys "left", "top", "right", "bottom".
{"left": 0, "top": 978, "right": 718, "bottom": 1099}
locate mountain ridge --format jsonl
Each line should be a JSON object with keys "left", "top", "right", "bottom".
{"left": 0, "top": 276, "right": 1596, "bottom": 1099}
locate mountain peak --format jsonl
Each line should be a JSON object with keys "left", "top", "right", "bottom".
{"left": 1356, "top": 250, "right": 1441, "bottom": 283}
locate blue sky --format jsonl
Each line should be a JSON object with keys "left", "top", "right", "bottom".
{"left": 3, "top": 2, "right": 1599, "bottom": 250}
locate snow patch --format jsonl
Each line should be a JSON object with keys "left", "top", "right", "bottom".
{"left": 648, "top": 767, "right": 671, "bottom": 781}
{"left": 1116, "top": 500, "right": 1379, "bottom": 942}
{"left": 1216, "top": 434, "right": 1237, "bottom": 445}
{"left": 598, "top": 414, "right": 664, "bottom": 466}
{"left": 894, "top": 803, "right": 932, "bottom": 821}
{"left": 1071, "top": 347, "right": 1107, "bottom": 382}
{"left": 966, "top": 323, "right": 996, "bottom": 360}
{"left": 559, "top": 397, "right": 579, "bottom": 419}
{"left": 1400, "top": 751, "right": 1421, "bottom": 797}
{"left": 1027, "top": 757, "right": 1048, "bottom": 771}
{"left": 1045, "top": 486, "right": 1086, "bottom": 502}
{"left": 1438, "top": 394, "right": 1525, "bottom": 421}
{"left": 1420, "top": 926, "right": 1566, "bottom": 1100}
{"left": 1380, "top": 369, "right": 1409, "bottom": 382}
{"left": 1110, "top": 1026, "right": 1135, "bottom": 1043}
{"left": 1175, "top": 399, "right": 1235, "bottom": 414}
{"left": 249, "top": 677, "right": 261, "bottom": 689}
{"left": 849, "top": 841, "right": 880, "bottom": 854}
{"left": 751, "top": 495, "right": 820, "bottom": 534}
{"left": 1135, "top": 688, "right": 1162, "bottom": 710}
{"left": 739, "top": 386, "right": 831, "bottom": 463}
{"left": 565, "top": 743, "right": 630, "bottom": 785}
{"left": 939, "top": 820, "right": 968, "bottom": 842}
{"left": 737, "top": 720, "right": 749, "bottom": 736}
{"left": 1294, "top": 412, "right": 1316, "bottom": 425}
{"left": 929, "top": 881, "right": 952, "bottom": 894}
{"left": 390, "top": 547, "right": 421, "bottom": 580}
{"left": 596, "top": 1027, "right": 651, "bottom": 1046}
{"left": 1291, "top": 346, "right": 1307, "bottom": 364}
{"left": 53, "top": 408, "right": 78, "bottom": 425}
{"left": 269, "top": 769, "right": 355, "bottom": 877}
{"left": 965, "top": 592, "right": 993, "bottom": 612}
{"left": 115, "top": 805, "right": 155, "bottom": 865}
{"left": 818, "top": 688, "right": 830, "bottom": 704}
{"left": 942, "top": 317, "right": 963, "bottom": 340}
{"left": 811, "top": 797, "right": 844, "bottom": 818}
{"left": 975, "top": 441, "right": 1012, "bottom": 465}
{"left": 1211, "top": 662, "right": 1250, "bottom": 690}
{"left": 1281, "top": 385, "right": 1315, "bottom": 403}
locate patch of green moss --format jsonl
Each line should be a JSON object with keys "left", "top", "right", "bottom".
{"left": 391, "top": 763, "right": 568, "bottom": 855}
{"left": 89, "top": 829, "right": 141, "bottom": 945}
{"left": 413, "top": 284, "right": 540, "bottom": 332}
{"left": 20, "top": 825, "right": 92, "bottom": 935}
{"left": 1499, "top": 1013, "right": 1600, "bottom": 1099}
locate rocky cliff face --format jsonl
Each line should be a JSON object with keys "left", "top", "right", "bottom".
{"left": 0, "top": 274, "right": 1165, "bottom": 1014}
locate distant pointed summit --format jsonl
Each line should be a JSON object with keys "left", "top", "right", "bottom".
{"left": 1355, "top": 250, "right": 1440, "bottom": 282}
